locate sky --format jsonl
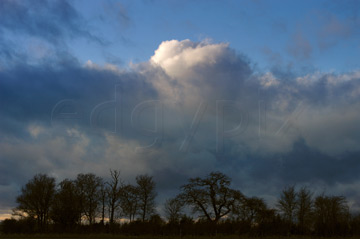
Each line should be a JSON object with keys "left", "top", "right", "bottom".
{"left": 1, "top": 0, "right": 360, "bottom": 220}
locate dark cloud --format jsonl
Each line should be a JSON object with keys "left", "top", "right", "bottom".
{"left": 0, "top": 36, "right": 26, "bottom": 66}
{"left": 0, "top": 61, "right": 158, "bottom": 140}
{"left": 154, "top": 169, "right": 188, "bottom": 191}
{"left": 1, "top": 39, "right": 360, "bottom": 217}
{"left": 275, "top": 139, "right": 360, "bottom": 185}
{"left": 0, "top": 0, "right": 102, "bottom": 45}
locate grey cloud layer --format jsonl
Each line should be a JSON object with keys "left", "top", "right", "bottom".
{"left": 1, "top": 39, "right": 360, "bottom": 213}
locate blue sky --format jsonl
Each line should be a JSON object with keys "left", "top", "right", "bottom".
{"left": 64, "top": 0, "right": 360, "bottom": 72}
{"left": 1, "top": 0, "right": 360, "bottom": 220}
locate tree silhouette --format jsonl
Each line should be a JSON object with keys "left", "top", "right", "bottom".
{"left": 314, "top": 195, "right": 350, "bottom": 236}
{"left": 99, "top": 181, "right": 107, "bottom": 225}
{"left": 136, "top": 174, "right": 157, "bottom": 221}
{"left": 106, "top": 169, "right": 122, "bottom": 225}
{"left": 296, "top": 186, "right": 313, "bottom": 234}
{"left": 15, "top": 174, "right": 56, "bottom": 231}
{"left": 277, "top": 186, "right": 297, "bottom": 225}
{"left": 233, "top": 196, "right": 267, "bottom": 225}
{"left": 75, "top": 173, "right": 102, "bottom": 225}
{"left": 51, "top": 179, "right": 81, "bottom": 231}
{"left": 164, "top": 196, "right": 184, "bottom": 223}
{"left": 179, "top": 171, "right": 242, "bottom": 224}
{"left": 119, "top": 184, "right": 139, "bottom": 222}
{"left": 6, "top": 170, "right": 359, "bottom": 237}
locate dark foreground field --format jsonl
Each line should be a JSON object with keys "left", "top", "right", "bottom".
{"left": 1, "top": 235, "right": 360, "bottom": 239}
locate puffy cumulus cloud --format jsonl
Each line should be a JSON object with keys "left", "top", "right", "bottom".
{"left": 151, "top": 39, "right": 228, "bottom": 77}
{"left": 2, "top": 39, "right": 360, "bottom": 217}
{"left": 141, "top": 40, "right": 360, "bottom": 200}
{"left": 147, "top": 39, "right": 252, "bottom": 107}
{"left": 144, "top": 40, "right": 360, "bottom": 157}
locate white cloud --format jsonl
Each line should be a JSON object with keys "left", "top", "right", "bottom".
{"left": 28, "top": 124, "right": 45, "bottom": 138}
{"left": 145, "top": 39, "right": 252, "bottom": 111}
{"left": 150, "top": 39, "right": 229, "bottom": 78}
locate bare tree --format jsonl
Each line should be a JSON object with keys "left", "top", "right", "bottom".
{"left": 164, "top": 196, "right": 184, "bottom": 223}
{"left": 100, "top": 182, "right": 107, "bottom": 225}
{"left": 15, "top": 174, "right": 56, "bottom": 230}
{"left": 75, "top": 173, "right": 102, "bottom": 225}
{"left": 106, "top": 169, "right": 122, "bottom": 224}
{"left": 136, "top": 174, "right": 157, "bottom": 221}
{"left": 314, "top": 195, "right": 350, "bottom": 236}
{"left": 180, "top": 171, "right": 243, "bottom": 224}
{"left": 296, "top": 186, "right": 313, "bottom": 233}
{"left": 119, "top": 184, "right": 139, "bottom": 222}
{"left": 277, "top": 186, "right": 297, "bottom": 224}
{"left": 233, "top": 196, "right": 267, "bottom": 225}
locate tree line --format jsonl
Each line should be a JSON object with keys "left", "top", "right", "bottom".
{"left": 2, "top": 170, "right": 360, "bottom": 237}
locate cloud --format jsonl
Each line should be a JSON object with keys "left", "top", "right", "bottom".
{"left": 283, "top": 2, "right": 360, "bottom": 61}
{"left": 0, "top": 0, "right": 107, "bottom": 69}
{"left": 318, "top": 14, "right": 352, "bottom": 49}
{"left": 1, "top": 39, "right": 360, "bottom": 217}
{"left": 287, "top": 32, "right": 313, "bottom": 60}
{"left": 148, "top": 39, "right": 252, "bottom": 107}
{"left": 0, "top": 0, "right": 100, "bottom": 45}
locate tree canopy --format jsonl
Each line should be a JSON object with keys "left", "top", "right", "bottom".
{"left": 179, "top": 171, "right": 243, "bottom": 223}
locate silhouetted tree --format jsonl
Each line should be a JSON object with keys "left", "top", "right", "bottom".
{"left": 233, "top": 196, "right": 267, "bottom": 225}
{"left": 99, "top": 182, "right": 107, "bottom": 225}
{"left": 314, "top": 195, "right": 350, "bottom": 236}
{"left": 136, "top": 174, "right": 157, "bottom": 221}
{"left": 51, "top": 179, "right": 81, "bottom": 231}
{"left": 164, "top": 196, "right": 184, "bottom": 223}
{"left": 277, "top": 185, "right": 297, "bottom": 230}
{"left": 8, "top": 171, "right": 357, "bottom": 237}
{"left": 75, "top": 173, "right": 102, "bottom": 225}
{"left": 296, "top": 186, "right": 313, "bottom": 234}
{"left": 180, "top": 171, "right": 243, "bottom": 224}
{"left": 119, "top": 184, "right": 139, "bottom": 222}
{"left": 15, "top": 174, "right": 56, "bottom": 231}
{"left": 106, "top": 169, "right": 122, "bottom": 225}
